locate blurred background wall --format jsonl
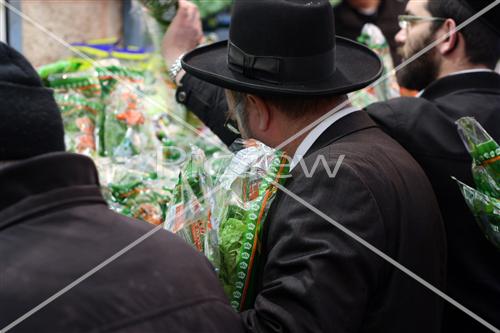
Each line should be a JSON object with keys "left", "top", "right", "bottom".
{"left": 11, "top": 0, "right": 123, "bottom": 67}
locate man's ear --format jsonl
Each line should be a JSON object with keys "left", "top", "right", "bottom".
{"left": 247, "top": 94, "right": 271, "bottom": 132}
{"left": 437, "top": 19, "right": 459, "bottom": 55}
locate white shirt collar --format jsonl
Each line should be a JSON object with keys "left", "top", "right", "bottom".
{"left": 417, "top": 69, "right": 495, "bottom": 97}
{"left": 290, "top": 106, "right": 360, "bottom": 170}
{"left": 446, "top": 68, "right": 495, "bottom": 76}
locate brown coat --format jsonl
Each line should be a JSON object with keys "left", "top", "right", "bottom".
{"left": 241, "top": 111, "right": 446, "bottom": 333}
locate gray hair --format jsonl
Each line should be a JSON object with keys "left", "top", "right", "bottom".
{"left": 226, "top": 90, "right": 251, "bottom": 137}
{"left": 229, "top": 91, "right": 247, "bottom": 115}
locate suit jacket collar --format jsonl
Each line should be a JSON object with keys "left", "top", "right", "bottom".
{"left": 0, "top": 152, "right": 103, "bottom": 220}
{"left": 306, "top": 111, "right": 378, "bottom": 157}
{"left": 421, "top": 71, "right": 500, "bottom": 101}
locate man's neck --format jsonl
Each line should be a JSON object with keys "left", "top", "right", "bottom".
{"left": 281, "top": 131, "right": 308, "bottom": 157}
{"left": 279, "top": 97, "right": 351, "bottom": 156}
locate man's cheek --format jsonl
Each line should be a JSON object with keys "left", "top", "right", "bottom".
{"left": 405, "top": 39, "right": 418, "bottom": 58}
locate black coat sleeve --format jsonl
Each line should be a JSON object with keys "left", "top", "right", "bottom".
{"left": 366, "top": 97, "right": 455, "bottom": 154}
{"left": 176, "top": 73, "right": 240, "bottom": 146}
{"left": 365, "top": 101, "right": 402, "bottom": 138}
{"left": 241, "top": 158, "right": 385, "bottom": 333}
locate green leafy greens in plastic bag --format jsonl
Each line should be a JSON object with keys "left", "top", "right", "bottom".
{"left": 454, "top": 117, "right": 500, "bottom": 249}
{"left": 211, "top": 140, "right": 289, "bottom": 311}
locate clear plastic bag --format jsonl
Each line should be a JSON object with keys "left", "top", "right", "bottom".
{"left": 457, "top": 117, "right": 500, "bottom": 197}
{"left": 100, "top": 74, "right": 152, "bottom": 158}
{"left": 454, "top": 178, "right": 500, "bottom": 248}
{"left": 211, "top": 139, "right": 289, "bottom": 311}
{"left": 49, "top": 70, "right": 105, "bottom": 157}
{"left": 164, "top": 146, "right": 213, "bottom": 252}
{"left": 351, "top": 23, "right": 400, "bottom": 108}
{"left": 103, "top": 157, "right": 172, "bottom": 226}
{"left": 55, "top": 92, "right": 104, "bottom": 156}
{"left": 454, "top": 117, "right": 500, "bottom": 249}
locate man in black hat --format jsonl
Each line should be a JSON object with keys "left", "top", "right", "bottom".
{"left": 366, "top": 1, "right": 500, "bottom": 332}
{"left": 174, "top": 0, "right": 446, "bottom": 332}
{"left": 0, "top": 42, "right": 243, "bottom": 332}
{"left": 165, "top": 0, "right": 500, "bottom": 332}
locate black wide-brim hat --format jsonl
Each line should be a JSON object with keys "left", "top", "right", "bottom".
{"left": 182, "top": 0, "right": 383, "bottom": 96}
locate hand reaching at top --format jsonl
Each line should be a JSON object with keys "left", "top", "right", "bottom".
{"left": 162, "top": 0, "right": 204, "bottom": 84}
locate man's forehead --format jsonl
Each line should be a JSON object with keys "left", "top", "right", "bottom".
{"left": 406, "top": 0, "right": 430, "bottom": 16}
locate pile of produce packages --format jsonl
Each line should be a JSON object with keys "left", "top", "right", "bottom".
{"left": 38, "top": 0, "right": 289, "bottom": 311}
{"left": 454, "top": 117, "right": 500, "bottom": 249}
{"left": 352, "top": 23, "right": 400, "bottom": 108}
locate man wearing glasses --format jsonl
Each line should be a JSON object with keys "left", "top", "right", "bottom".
{"left": 367, "top": 1, "right": 500, "bottom": 332}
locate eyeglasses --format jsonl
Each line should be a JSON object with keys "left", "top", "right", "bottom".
{"left": 224, "top": 97, "right": 245, "bottom": 135}
{"left": 224, "top": 118, "right": 240, "bottom": 135}
{"left": 398, "top": 15, "right": 447, "bottom": 30}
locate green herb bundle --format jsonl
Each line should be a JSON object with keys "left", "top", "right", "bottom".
{"left": 455, "top": 117, "right": 500, "bottom": 249}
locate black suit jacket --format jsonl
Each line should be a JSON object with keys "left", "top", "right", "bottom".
{"left": 367, "top": 71, "right": 500, "bottom": 333}
{"left": 0, "top": 153, "right": 243, "bottom": 332}
{"left": 240, "top": 112, "right": 446, "bottom": 333}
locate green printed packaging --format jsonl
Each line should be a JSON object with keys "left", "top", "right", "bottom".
{"left": 455, "top": 117, "right": 500, "bottom": 249}
{"left": 213, "top": 140, "right": 289, "bottom": 311}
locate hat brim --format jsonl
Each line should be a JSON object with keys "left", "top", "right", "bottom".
{"left": 182, "top": 37, "right": 383, "bottom": 96}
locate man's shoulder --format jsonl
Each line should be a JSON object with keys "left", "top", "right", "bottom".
{"left": 293, "top": 130, "right": 415, "bottom": 195}
{"left": 66, "top": 204, "right": 219, "bottom": 292}
{"left": 366, "top": 96, "right": 449, "bottom": 152}
{"left": 72, "top": 209, "right": 232, "bottom": 327}
{"left": 366, "top": 88, "right": 500, "bottom": 156}
{"left": 371, "top": 96, "right": 431, "bottom": 109}
{"left": 100, "top": 207, "right": 211, "bottom": 269}
{"left": 290, "top": 124, "right": 433, "bottom": 211}
{"left": 367, "top": 97, "right": 437, "bottom": 125}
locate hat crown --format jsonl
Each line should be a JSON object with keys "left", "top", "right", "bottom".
{"left": 181, "top": 0, "right": 382, "bottom": 96}
{"left": 0, "top": 42, "right": 65, "bottom": 160}
{"left": 229, "top": 0, "right": 335, "bottom": 57}
{"left": 0, "top": 42, "right": 44, "bottom": 87}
